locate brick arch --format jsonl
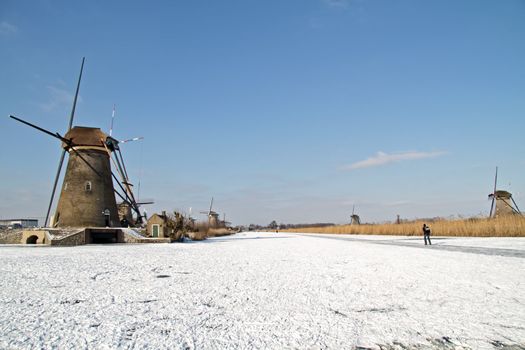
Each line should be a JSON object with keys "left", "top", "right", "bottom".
{"left": 26, "top": 235, "right": 38, "bottom": 244}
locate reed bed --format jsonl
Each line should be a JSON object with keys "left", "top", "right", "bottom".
{"left": 283, "top": 216, "right": 525, "bottom": 237}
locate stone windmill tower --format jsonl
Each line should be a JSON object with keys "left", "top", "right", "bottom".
{"left": 201, "top": 197, "right": 220, "bottom": 228}
{"left": 350, "top": 205, "right": 361, "bottom": 225}
{"left": 52, "top": 126, "right": 119, "bottom": 227}
{"left": 488, "top": 167, "right": 521, "bottom": 218}
{"left": 10, "top": 58, "right": 142, "bottom": 228}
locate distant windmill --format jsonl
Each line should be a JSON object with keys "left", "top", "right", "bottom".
{"left": 187, "top": 207, "right": 196, "bottom": 227}
{"left": 488, "top": 167, "right": 521, "bottom": 218}
{"left": 221, "top": 213, "right": 231, "bottom": 228}
{"left": 106, "top": 104, "right": 149, "bottom": 225}
{"left": 200, "top": 197, "right": 220, "bottom": 228}
{"left": 109, "top": 104, "right": 144, "bottom": 145}
{"left": 350, "top": 205, "right": 361, "bottom": 225}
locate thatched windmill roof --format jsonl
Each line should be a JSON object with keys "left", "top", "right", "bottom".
{"left": 492, "top": 190, "right": 512, "bottom": 199}
{"left": 62, "top": 126, "right": 107, "bottom": 148}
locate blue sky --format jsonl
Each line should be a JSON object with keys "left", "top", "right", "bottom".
{"left": 1, "top": 0, "right": 524, "bottom": 226}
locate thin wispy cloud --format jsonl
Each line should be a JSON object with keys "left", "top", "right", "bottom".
{"left": 0, "top": 21, "right": 18, "bottom": 35}
{"left": 39, "top": 85, "right": 81, "bottom": 112}
{"left": 323, "top": 0, "right": 350, "bottom": 8}
{"left": 344, "top": 151, "right": 447, "bottom": 170}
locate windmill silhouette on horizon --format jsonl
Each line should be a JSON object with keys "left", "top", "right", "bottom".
{"left": 350, "top": 205, "right": 361, "bottom": 225}
{"left": 200, "top": 197, "right": 220, "bottom": 228}
{"left": 488, "top": 167, "right": 521, "bottom": 218}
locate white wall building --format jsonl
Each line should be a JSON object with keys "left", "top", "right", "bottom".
{"left": 0, "top": 219, "right": 39, "bottom": 228}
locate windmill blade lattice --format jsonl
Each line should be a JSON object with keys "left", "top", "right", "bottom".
{"left": 45, "top": 57, "right": 85, "bottom": 227}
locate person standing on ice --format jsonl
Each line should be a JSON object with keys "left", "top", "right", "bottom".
{"left": 422, "top": 224, "right": 432, "bottom": 245}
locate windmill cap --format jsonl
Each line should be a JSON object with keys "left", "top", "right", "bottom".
{"left": 492, "top": 190, "right": 512, "bottom": 199}
{"left": 62, "top": 126, "right": 108, "bottom": 149}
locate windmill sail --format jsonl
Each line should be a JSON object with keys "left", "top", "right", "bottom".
{"left": 489, "top": 166, "right": 498, "bottom": 218}
{"left": 45, "top": 57, "right": 85, "bottom": 227}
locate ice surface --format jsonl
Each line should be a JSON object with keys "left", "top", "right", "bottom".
{"left": 0, "top": 232, "right": 524, "bottom": 349}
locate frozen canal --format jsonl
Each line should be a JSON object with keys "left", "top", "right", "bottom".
{"left": 0, "top": 232, "right": 524, "bottom": 349}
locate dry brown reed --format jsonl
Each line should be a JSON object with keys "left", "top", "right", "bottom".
{"left": 283, "top": 216, "right": 525, "bottom": 237}
{"left": 207, "top": 228, "right": 234, "bottom": 237}
{"left": 185, "top": 230, "right": 207, "bottom": 241}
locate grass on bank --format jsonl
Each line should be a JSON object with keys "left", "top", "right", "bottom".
{"left": 283, "top": 216, "right": 525, "bottom": 237}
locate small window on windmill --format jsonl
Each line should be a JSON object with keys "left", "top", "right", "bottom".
{"left": 64, "top": 182, "right": 68, "bottom": 191}
{"left": 85, "top": 181, "right": 92, "bottom": 192}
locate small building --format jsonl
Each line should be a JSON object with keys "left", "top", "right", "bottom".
{"left": 146, "top": 212, "right": 174, "bottom": 238}
{"left": 0, "top": 218, "right": 39, "bottom": 228}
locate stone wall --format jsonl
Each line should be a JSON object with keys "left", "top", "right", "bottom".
{"left": 0, "top": 229, "right": 23, "bottom": 244}
{"left": 49, "top": 230, "right": 86, "bottom": 246}
{"left": 1, "top": 227, "right": 171, "bottom": 245}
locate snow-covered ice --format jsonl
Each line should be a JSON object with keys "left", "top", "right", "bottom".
{"left": 0, "top": 231, "right": 524, "bottom": 349}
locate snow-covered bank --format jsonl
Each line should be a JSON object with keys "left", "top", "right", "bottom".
{"left": 0, "top": 232, "right": 523, "bottom": 349}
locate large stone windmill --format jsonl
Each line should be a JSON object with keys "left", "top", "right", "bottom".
{"left": 52, "top": 126, "right": 119, "bottom": 227}
{"left": 10, "top": 58, "right": 143, "bottom": 229}
{"left": 488, "top": 167, "right": 522, "bottom": 218}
